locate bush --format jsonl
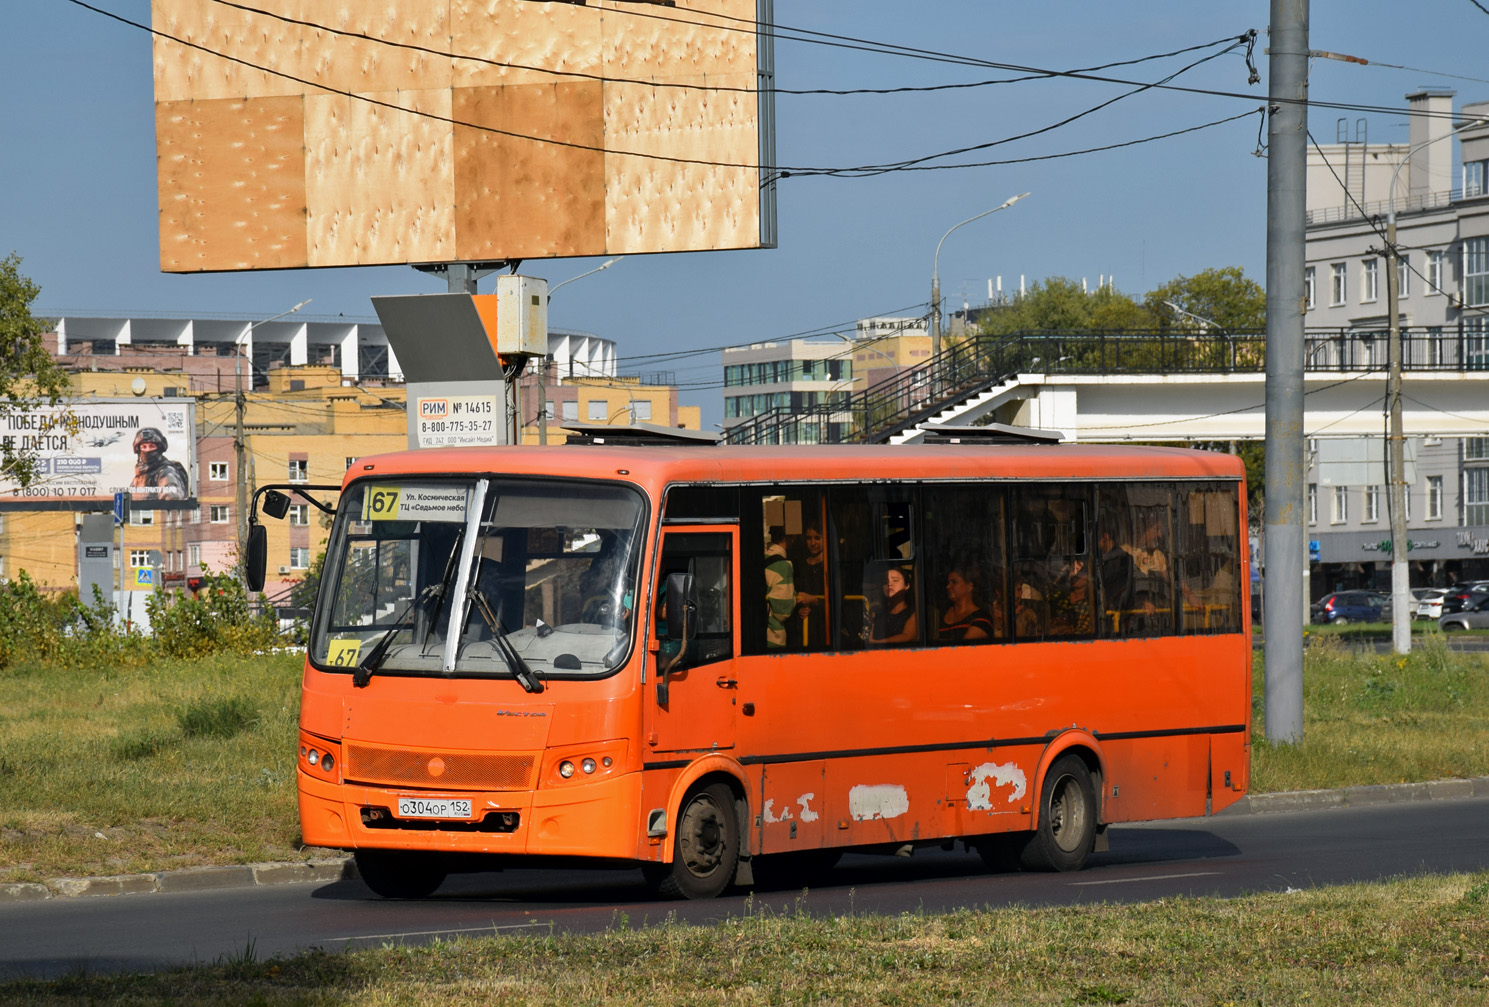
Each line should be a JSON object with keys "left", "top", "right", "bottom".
{"left": 145, "top": 571, "right": 282, "bottom": 658}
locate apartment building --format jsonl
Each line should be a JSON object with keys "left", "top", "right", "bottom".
{"left": 1304, "top": 90, "right": 1489, "bottom": 588}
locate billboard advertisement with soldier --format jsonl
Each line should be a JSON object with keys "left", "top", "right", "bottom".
{"left": 0, "top": 399, "right": 196, "bottom": 508}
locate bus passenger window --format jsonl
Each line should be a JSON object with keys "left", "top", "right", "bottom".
{"left": 831, "top": 486, "right": 921, "bottom": 649}
{"left": 1097, "top": 485, "right": 1175, "bottom": 637}
{"left": 1012, "top": 487, "right": 1091, "bottom": 641}
{"left": 1177, "top": 484, "right": 1241, "bottom": 634}
{"left": 923, "top": 484, "right": 1007, "bottom": 645}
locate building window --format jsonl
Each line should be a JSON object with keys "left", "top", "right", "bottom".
{"left": 189, "top": 544, "right": 200, "bottom": 567}
{"left": 288, "top": 504, "right": 309, "bottom": 526}
{"left": 587, "top": 400, "right": 607, "bottom": 421}
{"left": 129, "top": 509, "right": 154, "bottom": 527}
{"left": 345, "top": 456, "right": 357, "bottom": 470}
{"left": 129, "top": 549, "right": 151, "bottom": 568}
{"left": 1428, "top": 476, "right": 1443, "bottom": 520}
{"left": 1428, "top": 326, "right": 1445, "bottom": 366}
{"left": 562, "top": 400, "right": 578, "bottom": 422}
{"left": 1464, "top": 238, "right": 1489, "bottom": 307}
{"left": 1428, "top": 250, "right": 1445, "bottom": 295}
{"left": 1469, "top": 468, "right": 1489, "bottom": 525}
{"left": 209, "top": 461, "right": 229, "bottom": 481}
{"left": 1330, "top": 263, "right": 1347, "bottom": 305}
{"left": 544, "top": 399, "right": 554, "bottom": 421}
{"left": 1466, "top": 158, "right": 1487, "bottom": 197}
{"left": 1364, "top": 485, "right": 1380, "bottom": 523}
{"left": 1304, "top": 266, "right": 1316, "bottom": 309}
{"left": 210, "top": 504, "right": 231, "bottom": 524}
{"left": 1308, "top": 483, "right": 1318, "bottom": 525}
{"left": 1361, "top": 258, "right": 1378, "bottom": 303}
{"left": 288, "top": 459, "right": 309, "bottom": 482}
{"left": 1397, "top": 255, "right": 1409, "bottom": 299}
{"left": 1469, "top": 317, "right": 1489, "bottom": 371}
{"left": 632, "top": 400, "right": 652, "bottom": 421}
{"left": 289, "top": 546, "right": 310, "bottom": 570}
{"left": 1467, "top": 438, "right": 1489, "bottom": 461}
{"left": 1331, "top": 485, "right": 1348, "bottom": 524}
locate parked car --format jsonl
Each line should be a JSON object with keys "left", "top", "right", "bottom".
{"left": 1440, "top": 582, "right": 1489, "bottom": 616}
{"left": 1310, "top": 591, "right": 1389, "bottom": 625}
{"left": 1414, "top": 587, "right": 1451, "bottom": 621}
{"left": 1439, "top": 593, "right": 1489, "bottom": 631}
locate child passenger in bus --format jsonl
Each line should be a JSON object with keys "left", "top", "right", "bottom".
{"left": 938, "top": 564, "right": 996, "bottom": 643}
{"left": 870, "top": 566, "right": 918, "bottom": 645}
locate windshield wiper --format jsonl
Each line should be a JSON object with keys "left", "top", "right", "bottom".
{"left": 470, "top": 588, "right": 544, "bottom": 693}
{"left": 352, "top": 584, "right": 439, "bottom": 688}
{"left": 418, "top": 530, "right": 465, "bottom": 655}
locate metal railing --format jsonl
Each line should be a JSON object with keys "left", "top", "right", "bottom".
{"left": 724, "top": 327, "right": 1489, "bottom": 446}
{"left": 1303, "top": 187, "right": 1477, "bottom": 226}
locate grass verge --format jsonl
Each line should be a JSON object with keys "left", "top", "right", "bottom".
{"left": 0, "top": 652, "right": 309, "bottom": 884}
{"left": 2, "top": 872, "right": 1486, "bottom": 1006}
{"left": 1251, "top": 633, "right": 1489, "bottom": 793}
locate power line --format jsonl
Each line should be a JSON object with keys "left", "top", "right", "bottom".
{"left": 205, "top": 0, "right": 1247, "bottom": 99}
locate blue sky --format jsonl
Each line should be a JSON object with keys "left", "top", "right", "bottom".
{"left": 4, "top": 2, "right": 1488, "bottom": 422}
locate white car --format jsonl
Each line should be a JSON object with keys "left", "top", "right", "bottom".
{"left": 1414, "top": 588, "right": 1450, "bottom": 621}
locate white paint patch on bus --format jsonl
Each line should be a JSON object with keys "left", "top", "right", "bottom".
{"left": 966, "top": 762, "right": 1027, "bottom": 809}
{"left": 849, "top": 784, "right": 910, "bottom": 821}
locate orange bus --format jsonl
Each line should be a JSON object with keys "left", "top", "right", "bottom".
{"left": 256, "top": 433, "right": 1250, "bottom": 899}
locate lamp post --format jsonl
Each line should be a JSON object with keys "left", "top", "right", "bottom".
{"left": 1163, "top": 300, "right": 1234, "bottom": 371}
{"left": 932, "top": 193, "right": 1029, "bottom": 359}
{"left": 540, "top": 257, "right": 624, "bottom": 445}
{"left": 1382, "top": 118, "right": 1486, "bottom": 654}
{"left": 235, "top": 299, "right": 311, "bottom": 576}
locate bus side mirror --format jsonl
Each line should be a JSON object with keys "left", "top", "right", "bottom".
{"left": 261, "top": 488, "right": 291, "bottom": 520}
{"left": 245, "top": 524, "right": 268, "bottom": 593}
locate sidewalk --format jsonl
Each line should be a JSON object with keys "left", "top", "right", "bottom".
{"left": 4, "top": 776, "right": 1487, "bottom": 903}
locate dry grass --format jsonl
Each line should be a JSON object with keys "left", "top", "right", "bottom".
{"left": 3, "top": 872, "right": 1486, "bottom": 1005}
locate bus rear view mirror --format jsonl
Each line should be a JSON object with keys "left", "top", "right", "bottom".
{"left": 245, "top": 524, "right": 268, "bottom": 593}
{"left": 657, "top": 572, "right": 698, "bottom": 707}
{"left": 261, "top": 488, "right": 291, "bottom": 520}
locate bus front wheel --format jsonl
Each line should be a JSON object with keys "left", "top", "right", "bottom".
{"left": 645, "top": 782, "right": 739, "bottom": 900}
{"left": 354, "top": 849, "right": 448, "bottom": 899}
{"left": 1019, "top": 754, "right": 1097, "bottom": 872}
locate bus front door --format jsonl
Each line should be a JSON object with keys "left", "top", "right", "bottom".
{"left": 649, "top": 528, "right": 738, "bottom": 754}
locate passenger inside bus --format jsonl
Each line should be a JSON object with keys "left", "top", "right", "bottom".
{"left": 869, "top": 565, "right": 918, "bottom": 645}
{"left": 791, "top": 523, "right": 828, "bottom": 648}
{"left": 764, "top": 526, "right": 795, "bottom": 649}
{"left": 938, "top": 563, "right": 996, "bottom": 643}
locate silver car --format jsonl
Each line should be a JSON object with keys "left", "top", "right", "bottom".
{"left": 1415, "top": 587, "right": 1450, "bottom": 621}
{"left": 1438, "top": 593, "right": 1489, "bottom": 631}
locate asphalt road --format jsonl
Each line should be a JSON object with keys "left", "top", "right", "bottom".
{"left": 2, "top": 796, "right": 1487, "bottom": 981}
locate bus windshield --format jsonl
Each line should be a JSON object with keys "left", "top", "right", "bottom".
{"left": 310, "top": 478, "right": 645, "bottom": 680}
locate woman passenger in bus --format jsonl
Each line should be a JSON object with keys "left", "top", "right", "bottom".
{"left": 791, "top": 524, "right": 827, "bottom": 648}
{"left": 869, "top": 566, "right": 918, "bottom": 645}
{"left": 939, "top": 564, "right": 995, "bottom": 643}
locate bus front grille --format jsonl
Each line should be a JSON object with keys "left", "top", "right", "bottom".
{"left": 344, "top": 744, "right": 536, "bottom": 791}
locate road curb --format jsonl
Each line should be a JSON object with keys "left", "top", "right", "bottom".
{"left": 0, "top": 859, "right": 356, "bottom": 904}
{"left": 5, "top": 777, "right": 1488, "bottom": 903}
{"left": 1216, "top": 775, "right": 1489, "bottom": 816}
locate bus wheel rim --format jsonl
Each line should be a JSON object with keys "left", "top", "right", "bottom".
{"left": 1049, "top": 773, "right": 1088, "bottom": 853}
{"left": 679, "top": 794, "right": 726, "bottom": 876}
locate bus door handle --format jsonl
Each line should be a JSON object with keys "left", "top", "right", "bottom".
{"left": 716, "top": 676, "right": 737, "bottom": 689}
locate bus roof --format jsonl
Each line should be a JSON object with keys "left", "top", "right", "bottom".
{"left": 347, "top": 443, "right": 1244, "bottom": 490}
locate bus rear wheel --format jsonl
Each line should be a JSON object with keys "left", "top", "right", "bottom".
{"left": 354, "top": 849, "right": 448, "bottom": 899}
{"left": 1019, "top": 754, "right": 1097, "bottom": 872}
{"left": 645, "top": 782, "right": 739, "bottom": 900}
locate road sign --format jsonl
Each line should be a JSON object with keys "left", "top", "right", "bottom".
{"left": 113, "top": 491, "right": 129, "bottom": 526}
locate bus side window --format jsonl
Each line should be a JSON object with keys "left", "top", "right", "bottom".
{"left": 1012, "top": 486, "right": 1091, "bottom": 641}
{"left": 657, "top": 533, "right": 734, "bottom": 670}
{"left": 1177, "top": 484, "right": 1241, "bottom": 634}
{"left": 922, "top": 483, "right": 1007, "bottom": 644}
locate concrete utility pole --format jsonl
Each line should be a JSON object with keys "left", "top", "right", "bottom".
{"left": 1263, "top": 0, "right": 1308, "bottom": 744}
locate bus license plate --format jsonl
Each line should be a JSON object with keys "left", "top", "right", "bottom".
{"left": 397, "top": 797, "right": 472, "bottom": 820}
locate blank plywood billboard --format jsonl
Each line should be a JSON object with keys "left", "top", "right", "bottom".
{"left": 152, "top": 0, "right": 773, "bottom": 272}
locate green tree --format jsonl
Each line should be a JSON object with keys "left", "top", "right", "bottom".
{"left": 0, "top": 253, "right": 73, "bottom": 485}
{"left": 1145, "top": 266, "right": 1266, "bottom": 332}
{"left": 978, "top": 277, "right": 1153, "bottom": 335}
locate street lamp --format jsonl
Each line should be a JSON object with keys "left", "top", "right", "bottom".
{"left": 235, "top": 299, "right": 311, "bottom": 576}
{"left": 1163, "top": 299, "right": 1233, "bottom": 370}
{"left": 539, "top": 257, "right": 625, "bottom": 444}
{"left": 1383, "top": 117, "right": 1487, "bottom": 655}
{"left": 931, "top": 192, "right": 1030, "bottom": 358}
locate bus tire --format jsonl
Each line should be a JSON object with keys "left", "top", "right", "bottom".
{"left": 354, "top": 849, "right": 448, "bottom": 899}
{"left": 646, "top": 782, "right": 739, "bottom": 900}
{"left": 1019, "top": 754, "right": 1097, "bottom": 872}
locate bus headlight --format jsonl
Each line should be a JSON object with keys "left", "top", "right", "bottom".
{"left": 559, "top": 760, "right": 576, "bottom": 778}
{"left": 544, "top": 741, "right": 628, "bottom": 788}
